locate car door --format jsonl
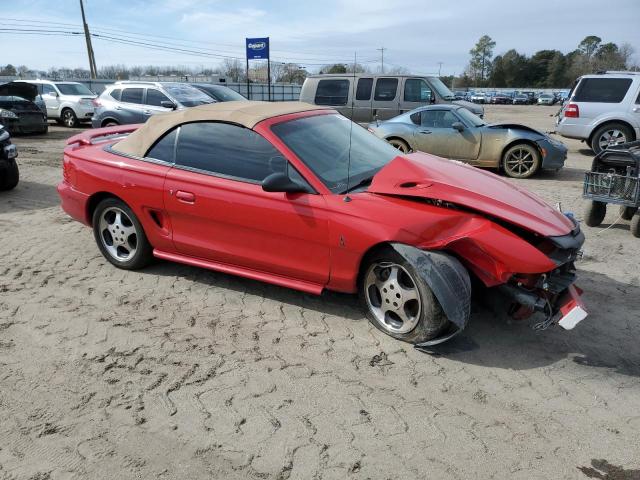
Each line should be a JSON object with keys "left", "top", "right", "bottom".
{"left": 412, "top": 109, "right": 479, "bottom": 160}
{"left": 400, "top": 78, "right": 433, "bottom": 114}
{"left": 372, "top": 78, "right": 400, "bottom": 121}
{"left": 163, "top": 121, "right": 331, "bottom": 285}
{"left": 352, "top": 77, "right": 373, "bottom": 123}
{"left": 143, "top": 88, "right": 174, "bottom": 120}
{"left": 118, "top": 88, "right": 146, "bottom": 124}
{"left": 41, "top": 83, "right": 60, "bottom": 117}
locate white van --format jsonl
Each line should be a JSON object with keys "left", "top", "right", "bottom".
{"left": 300, "top": 74, "right": 484, "bottom": 123}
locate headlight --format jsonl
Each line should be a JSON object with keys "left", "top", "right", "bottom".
{"left": 0, "top": 129, "right": 9, "bottom": 142}
{"left": 0, "top": 109, "right": 18, "bottom": 119}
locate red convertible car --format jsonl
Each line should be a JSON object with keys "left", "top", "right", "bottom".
{"left": 58, "top": 101, "right": 587, "bottom": 347}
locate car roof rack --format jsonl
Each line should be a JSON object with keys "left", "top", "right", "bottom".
{"left": 595, "top": 70, "right": 640, "bottom": 76}
{"left": 114, "top": 80, "right": 163, "bottom": 86}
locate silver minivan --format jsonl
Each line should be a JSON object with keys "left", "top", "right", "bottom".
{"left": 300, "top": 74, "right": 484, "bottom": 123}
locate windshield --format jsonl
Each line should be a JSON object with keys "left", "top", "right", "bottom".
{"left": 428, "top": 77, "right": 455, "bottom": 100}
{"left": 456, "top": 107, "right": 485, "bottom": 127}
{"left": 272, "top": 113, "right": 399, "bottom": 194}
{"left": 202, "top": 85, "right": 246, "bottom": 102}
{"left": 163, "top": 84, "right": 213, "bottom": 107}
{"left": 55, "top": 83, "right": 94, "bottom": 95}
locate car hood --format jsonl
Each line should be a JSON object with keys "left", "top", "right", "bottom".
{"left": 485, "top": 122, "right": 546, "bottom": 137}
{"left": 368, "top": 153, "right": 574, "bottom": 237}
{"left": 0, "top": 81, "right": 37, "bottom": 102}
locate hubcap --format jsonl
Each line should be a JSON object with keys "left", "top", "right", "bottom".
{"left": 598, "top": 129, "right": 626, "bottom": 150}
{"left": 505, "top": 147, "right": 535, "bottom": 176}
{"left": 98, "top": 207, "right": 138, "bottom": 262}
{"left": 64, "top": 111, "right": 74, "bottom": 127}
{"left": 364, "top": 262, "right": 421, "bottom": 334}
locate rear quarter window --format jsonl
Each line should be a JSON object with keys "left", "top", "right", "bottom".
{"left": 109, "top": 89, "right": 121, "bottom": 101}
{"left": 314, "top": 79, "right": 350, "bottom": 106}
{"left": 573, "top": 78, "right": 632, "bottom": 103}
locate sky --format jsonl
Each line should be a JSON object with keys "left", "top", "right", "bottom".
{"left": 2, "top": 0, "right": 639, "bottom": 76}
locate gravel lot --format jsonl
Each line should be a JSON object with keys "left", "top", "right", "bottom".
{"left": 1, "top": 105, "right": 639, "bottom": 480}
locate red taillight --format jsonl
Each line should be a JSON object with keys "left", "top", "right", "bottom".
{"left": 564, "top": 103, "right": 579, "bottom": 118}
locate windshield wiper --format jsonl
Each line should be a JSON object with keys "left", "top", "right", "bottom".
{"left": 342, "top": 175, "right": 375, "bottom": 194}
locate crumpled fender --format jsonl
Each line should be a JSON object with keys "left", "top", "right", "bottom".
{"left": 391, "top": 243, "right": 471, "bottom": 346}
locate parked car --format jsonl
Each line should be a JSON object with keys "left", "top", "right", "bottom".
{"left": 91, "top": 81, "right": 214, "bottom": 128}
{"left": 491, "top": 92, "right": 512, "bottom": 104}
{"left": 0, "top": 82, "right": 48, "bottom": 134}
{"left": 0, "top": 125, "right": 19, "bottom": 190}
{"left": 470, "top": 92, "right": 486, "bottom": 104}
{"left": 538, "top": 93, "right": 556, "bottom": 105}
{"left": 556, "top": 71, "right": 640, "bottom": 154}
{"left": 368, "top": 104, "right": 567, "bottom": 178}
{"left": 191, "top": 83, "right": 248, "bottom": 102}
{"left": 16, "top": 80, "right": 96, "bottom": 127}
{"left": 453, "top": 90, "right": 467, "bottom": 101}
{"left": 521, "top": 91, "right": 536, "bottom": 104}
{"left": 299, "top": 74, "right": 484, "bottom": 123}
{"left": 513, "top": 94, "right": 529, "bottom": 105}
{"left": 58, "top": 101, "right": 586, "bottom": 347}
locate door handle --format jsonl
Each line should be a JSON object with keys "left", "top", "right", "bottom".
{"left": 143, "top": 110, "right": 152, "bottom": 115}
{"left": 634, "top": 107, "right": 640, "bottom": 112}
{"left": 175, "top": 190, "right": 196, "bottom": 203}
{"left": 115, "top": 106, "right": 122, "bottom": 110}
{"left": 418, "top": 129, "right": 432, "bottom": 134}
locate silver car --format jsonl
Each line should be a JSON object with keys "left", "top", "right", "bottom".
{"left": 556, "top": 71, "right": 640, "bottom": 153}
{"left": 368, "top": 105, "right": 567, "bottom": 178}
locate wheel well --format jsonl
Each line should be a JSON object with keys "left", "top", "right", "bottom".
{"left": 588, "top": 119, "right": 637, "bottom": 146}
{"left": 61, "top": 106, "right": 74, "bottom": 115}
{"left": 101, "top": 118, "right": 120, "bottom": 127}
{"left": 86, "top": 192, "right": 124, "bottom": 224}
{"left": 499, "top": 139, "right": 542, "bottom": 170}
{"left": 356, "top": 242, "right": 395, "bottom": 288}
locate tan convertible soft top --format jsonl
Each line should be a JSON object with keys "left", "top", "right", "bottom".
{"left": 113, "top": 101, "right": 331, "bottom": 158}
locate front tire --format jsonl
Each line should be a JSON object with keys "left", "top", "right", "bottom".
{"left": 0, "top": 159, "right": 19, "bottom": 191}
{"left": 359, "top": 248, "right": 449, "bottom": 344}
{"left": 61, "top": 108, "right": 78, "bottom": 128}
{"left": 584, "top": 200, "right": 606, "bottom": 227}
{"left": 502, "top": 143, "right": 541, "bottom": 178}
{"left": 590, "top": 123, "right": 634, "bottom": 154}
{"left": 620, "top": 206, "right": 638, "bottom": 221}
{"left": 92, "top": 198, "right": 153, "bottom": 270}
{"left": 387, "top": 138, "right": 411, "bottom": 154}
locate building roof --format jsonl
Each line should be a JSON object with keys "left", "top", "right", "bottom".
{"left": 113, "top": 101, "right": 330, "bottom": 158}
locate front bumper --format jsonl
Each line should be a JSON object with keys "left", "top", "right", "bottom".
{"left": 0, "top": 114, "right": 48, "bottom": 134}
{"left": 539, "top": 138, "right": 568, "bottom": 170}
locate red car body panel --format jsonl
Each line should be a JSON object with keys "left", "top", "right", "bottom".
{"left": 58, "top": 112, "right": 578, "bottom": 298}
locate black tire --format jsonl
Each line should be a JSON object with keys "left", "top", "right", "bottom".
{"left": 631, "top": 214, "right": 640, "bottom": 239}
{"left": 39, "top": 124, "right": 48, "bottom": 135}
{"left": 502, "top": 143, "right": 541, "bottom": 178}
{"left": 92, "top": 197, "right": 153, "bottom": 270}
{"left": 61, "top": 108, "right": 78, "bottom": 128}
{"left": 0, "top": 159, "right": 19, "bottom": 191}
{"left": 387, "top": 138, "right": 411, "bottom": 154}
{"left": 102, "top": 119, "right": 120, "bottom": 127}
{"left": 584, "top": 200, "right": 606, "bottom": 227}
{"left": 619, "top": 205, "right": 638, "bottom": 221}
{"left": 359, "top": 247, "right": 449, "bottom": 344}
{"left": 590, "top": 122, "right": 635, "bottom": 154}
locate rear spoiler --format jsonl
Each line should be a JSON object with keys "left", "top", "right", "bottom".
{"left": 66, "top": 124, "right": 142, "bottom": 147}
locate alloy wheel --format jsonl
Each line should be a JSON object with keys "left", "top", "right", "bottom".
{"left": 364, "top": 262, "right": 421, "bottom": 334}
{"left": 388, "top": 139, "right": 410, "bottom": 153}
{"left": 98, "top": 207, "right": 138, "bottom": 262}
{"left": 598, "top": 129, "right": 626, "bottom": 150}
{"left": 63, "top": 110, "right": 76, "bottom": 127}
{"left": 504, "top": 147, "right": 536, "bottom": 177}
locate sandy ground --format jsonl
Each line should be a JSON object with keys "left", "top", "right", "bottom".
{"left": 0, "top": 105, "right": 639, "bottom": 480}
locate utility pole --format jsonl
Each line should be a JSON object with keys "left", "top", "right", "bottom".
{"left": 377, "top": 47, "right": 386, "bottom": 74}
{"left": 79, "top": 0, "right": 97, "bottom": 79}
{"left": 437, "top": 62, "right": 443, "bottom": 77}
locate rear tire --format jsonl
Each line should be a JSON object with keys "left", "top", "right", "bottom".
{"left": 619, "top": 205, "right": 638, "bottom": 221}
{"left": 359, "top": 247, "right": 449, "bottom": 344}
{"left": 102, "top": 120, "right": 120, "bottom": 127}
{"left": 590, "top": 123, "right": 634, "bottom": 154}
{"left": 0, "top": 159, "right": 19, "bottom": 191}
{"left": 92, "top": 198, "right": 153, "bottom": 270}
{"left": 631, "top": 214, "right": 640, "bottom": 239}
{"left": 61, "top": 108, "right": 78, "bottom": 128}
{"left": 584, "top": 200, "right": 606, "bottom": 227}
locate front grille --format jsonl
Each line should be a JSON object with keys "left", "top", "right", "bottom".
{"left": 584, "top": 171, "right": 640, "bottom": 205}
{"left": 18, "top": 112, "right": 44, "bottom": 126}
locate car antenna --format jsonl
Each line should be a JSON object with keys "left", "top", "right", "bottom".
{"left": 345, "top": 51, "right": 357, "bottom": 198}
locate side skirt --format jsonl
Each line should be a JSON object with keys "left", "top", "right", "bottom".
{"left": 152, "top": 249, "right": 324, "bottom": 295}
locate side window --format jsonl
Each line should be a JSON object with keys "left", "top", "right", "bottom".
{"left": 175, "top": 122, "right": 283, "bottom": 182}
{"left": 355, "top": 78, "right": 373, "bottom": 101}
{"left": 374, "top": 78, "right": 398, "bottom": 101}
{"left": 404, "top": 79, "right": 432, "bottom": 103}
{"left": 42, "top": 84, "right": 56, "bottom": 95}
{"left": 420, "top": 110, "right": 458, "bottom": 128}
{"left": 573, "top": 78, "right": 632, "bottom": 103}
{"left": 121, "top": 88, "right": 144, "bottom": 104}
{"left": 636, "top": 90, "right": 640, "bottom": 104}
{"left": 109, "top": 89, "right": 121, "bottom": 101}
{"left": 146, "top": 88, "right": 170, "bottom": 106}
{"left": 146, "top": 128, "right": 177, "bottom": 163}
{"left": 315, "top": 79, "right": 350, "bottom": 106}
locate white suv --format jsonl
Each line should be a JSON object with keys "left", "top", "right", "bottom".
{"left": 556, "top": 71, "right": 640, "bottom": 153}
{"left": 16, "top": 80, "right": 97, "bottom": 127}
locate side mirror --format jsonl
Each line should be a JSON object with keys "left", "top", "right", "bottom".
{"left": 262, "top": 173, "right": 310, "bottom": 194}
{"left": 452, "top": 122, "right": 465, "bottom": 132}
{"left": 429, "top": 92, "right": 435, "bottom": 104}
{"left": 161, "top": 100, "right": 177, "bottom": 110}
